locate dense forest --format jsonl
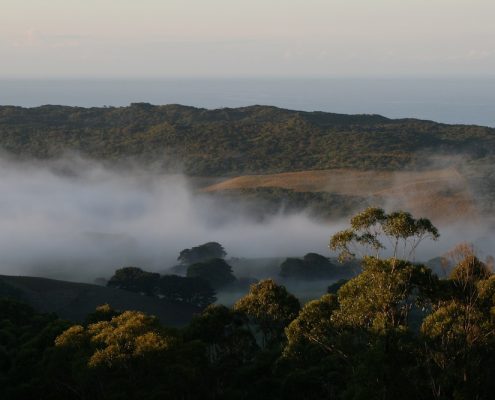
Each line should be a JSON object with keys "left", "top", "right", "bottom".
{"left": 0, "top": 104, "right": 494, "bottom": 175}
{"left": 1, "top": 208, "right": 494, "bottom": 400}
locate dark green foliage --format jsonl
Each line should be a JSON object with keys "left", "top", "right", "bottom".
{"left": 185, "top": 304, "right": 258, "bottom": 364}
{"left": 107, "top": 266, "right": 160, "bottom": 295}
{"left": 0, "top": 299, "right": 71, "bottom": 400}
{"left": 107, "top": 267, "right": 217, "bottom": 309}
{"left": 156, "top": 275, "right": 217, "bottom": 308}
{"left": 279, "top": 252, "right": 341, "bottom": 280}
{"left": 187, "top": 258, "right": 236, "bottom": 290}
{"left": 0, "top": 278, "right": 23, "bottom": 301}
{"left": 234, "top": 279, "right": 301, "bottom": 347}
{"left": 178, "top": 242, "right": 227, "bottom": 265}
{"left": 1, "top": 104, "right": 495, "bottom": 175}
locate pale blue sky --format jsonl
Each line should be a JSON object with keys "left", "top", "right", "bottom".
{"left": 1, "top": 0, "right": 494, "bottom": 77}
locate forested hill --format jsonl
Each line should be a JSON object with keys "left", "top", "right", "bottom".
{"left": 1, "top": 103, "right": 494, "bottom": 175}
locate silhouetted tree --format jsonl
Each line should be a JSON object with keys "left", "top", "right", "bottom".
{"left": 178, "top": 242, "right": 227, "bottom": 265}
{"left": 187, "top": 258, "right": 236, "bottom": 289}
{"left": 106, "top": 266, "right": 159, "bottom": 295}
{"left": 156, "top": 275, "right": 216, "bottom": 308}
{"left": 280, "top": 253, "right": 339, "bottom": 279}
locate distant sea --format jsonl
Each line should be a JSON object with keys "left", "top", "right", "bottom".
{"left": 1, "top": 77, "right": 495, "bottom": 127}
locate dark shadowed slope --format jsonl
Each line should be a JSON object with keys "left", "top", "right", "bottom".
{"left": 0, "top": 275, "right": 199, "bottom": 326}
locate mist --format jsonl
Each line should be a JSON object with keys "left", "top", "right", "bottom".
{"left": 0, "top": 155, "right": 493, "bottom": 283}
{"left": 0, "top": 156, "right": 335, "bottom": 282}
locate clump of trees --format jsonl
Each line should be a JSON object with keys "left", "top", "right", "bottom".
{"left": 178, "top": 242, "right": 227, "bottom": 265}
{"left": 107, "top": 266, "right": 217, "bottom": 308}
{"left": 279, "top": 252, "right": 343, "bottom": 280}
{"left": 107, "top": 266, "right": 159, "bottom": 295}
{"left": 187, "top": 258, "right": 236, "bottom": 290}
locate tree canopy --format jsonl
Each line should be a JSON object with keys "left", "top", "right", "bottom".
{"left": 178, "top": 242, "right": 227, "bottom": 265}
{"left": 186, "top": 258, "right": 236, "bottom": 290}
{"left": 329, "top": 207, "right": 439, "bottom": 262}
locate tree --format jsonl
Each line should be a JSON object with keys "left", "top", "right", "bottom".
{"left": 178, "top": 242, "right": 227, "bottom": 265}
{"left": 55, "top": 310, "right": 172, "bottom": 369}
{"left": 421, "top": 246, "right": 495, "bottom": 399}
{"left": 106, "top": 266, "right": 159, "bottom": 295}
{"left": 279, "top": 253, "right": 339, "bottom": 280}
{"left": 329, "top": 207, "right": 439, "bottom": 262}
{"left": 185, "top": 304, "right": 258, "bottom": 364}
{"left": 284, "top": 294, "right": 339, "bottom": 361}
{"left": 53, "top": 308, "right": 210, "bottom": 399}
{"left": 279, "top": 257, "right": 305, "bottom": 279}
{"left": 282, "top": 294, "right": 345, "bottom": 399}
{"left": 234, "top": 279, "right": 300, "bottom": 346}
{"left": 84, "top": 303, "right": 120, "bottom": 325}
{"left": 0, "top": 299, "right": 70, "bottom": 400}
{"left": 186, "top": 258, "right": 236, "bottom": 290}
{"left": 333, "top": 257, "right": 438, "bottom": 332}
{"left": 156, "top": 275, "right": 216, "bottom": 308}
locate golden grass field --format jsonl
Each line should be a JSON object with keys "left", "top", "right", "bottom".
{"left": 203, "top": 168, "right": 476, "bottom": 222}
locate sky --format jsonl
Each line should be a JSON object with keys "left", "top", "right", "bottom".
{"left": 1, "top": 0, "right": 494, "bottom": 78}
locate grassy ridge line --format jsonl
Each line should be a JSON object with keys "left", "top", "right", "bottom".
{"left": 0, "top": 103, "right": 494, "bottom": 175}
{"left": 202, "top": 168, "right": 477, "bottom": 222}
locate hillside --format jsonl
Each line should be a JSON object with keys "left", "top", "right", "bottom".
{"left": 202, "top": 168, "right": 476, "bottom": 223}
{"left": 0, "top": 275, "right": 199, "bottom": 326}
{"left": 1, "top": 104, "right": 494, "bottom": 175}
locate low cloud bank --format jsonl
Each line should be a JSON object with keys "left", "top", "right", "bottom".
{"left": 0, "top": 157, "right": 334, "bottom": 281}
{"left": 0, "top": 156, "right": 493, "bottom": 282}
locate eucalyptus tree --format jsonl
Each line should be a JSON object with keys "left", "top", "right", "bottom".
{"left": 329, "top": 207, "right": 439, "bottom": 262}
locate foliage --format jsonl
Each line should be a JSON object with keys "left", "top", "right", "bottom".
{"left": 420, "top": 249, "right": 495, "bottom": 399}
{"left": 186, "top": 258, "right": 236, "bottom": 290}
{"left": 3, "top": 208, "right": 495, "bottom": 399}
{"left": 279, "top": 252, "right": 342, "bottom": 280}
{"left": 333, "top": 257, "right": 438, "bottom": 332}
{"left": 55, "top": 310, "right": 172, "bottom": 368}
{"left": 330, "top": 207, "right": 439, "bottom": 261}
{"left": 52, "top": 308, "right": 209, "bottom": 399}
{"left": 185, "top": 304, "right": 258, "bottom": 364}
{"left": 107, "top": 266, "right": 217, "bottom": 309}
{"left": 178, "top": 242, "right": 227, "bottom": 265}
{"left": 0, "top": 299, "right": 70, "bottom": 400}
{"left": 234, "top": 279, "right": 300, "bottom": 346}
{"left": 106, "top": 266, "right": 160, "bottom": 295}
{"left": 284, "top": 294, "right": 339, "bottom": 360}
{"left": 156, "top": 275, "right": 217, "bottom": 308}
{"left": 1, "top": 104, "right": 495, "bottom": 176}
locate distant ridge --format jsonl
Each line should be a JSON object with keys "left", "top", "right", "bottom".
{"left": 0, "top": 104, "right": 494, "bottom": 176}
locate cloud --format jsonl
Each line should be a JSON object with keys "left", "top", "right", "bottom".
{"left": 0, "top": 156, "right": 335, "bottom": 282}
{"left": 0, "top": 155, "right": 493, "bottom": 283}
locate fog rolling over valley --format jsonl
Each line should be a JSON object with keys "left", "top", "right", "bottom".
{"left": 0, "top": 156, "right": 333, "bottom": 281}
{"left": 0, "top": 155, "right": 494, "bottom": 283}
